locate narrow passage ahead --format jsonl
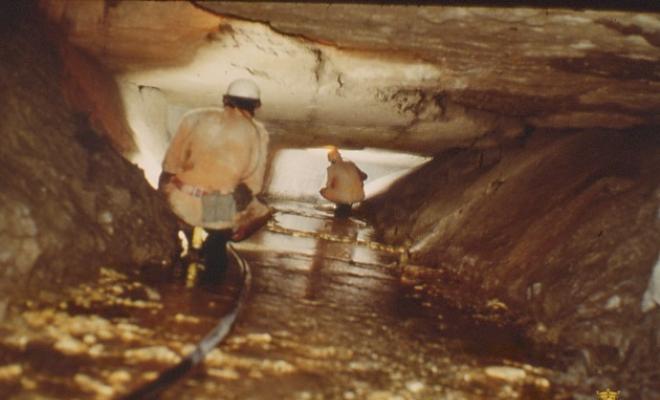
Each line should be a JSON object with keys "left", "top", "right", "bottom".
{"left": 0, "top": 201, "right": 566, "bottom": 400}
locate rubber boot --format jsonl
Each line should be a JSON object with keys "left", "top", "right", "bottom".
{"left": 334, "top": 203, "right": 352, "bottom": 218}
{"left": 200, "top": 229, "right": 231, "bottom": 284}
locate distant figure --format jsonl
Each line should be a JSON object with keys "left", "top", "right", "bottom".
{"left": 319, "top": 147, "right": 368, "bottom": 217}
{"left": 158, "top": 78, "right": 271, "bottom": 272}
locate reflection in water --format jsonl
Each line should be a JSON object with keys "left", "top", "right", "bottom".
{"left": 122, "top": 245, "right": 251, "bottom": 400}
{"left": 0, "top": 201, "right": 568, "bottom": 400}
{"left": 306, "top": 218, "right": 359, "bottom": 301}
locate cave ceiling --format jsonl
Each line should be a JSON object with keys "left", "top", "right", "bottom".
{"left": 43, "top": 1, "right": 660, "bottom": 154}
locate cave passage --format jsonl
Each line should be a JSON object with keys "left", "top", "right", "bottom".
{"left": 0, "top": 199, "right": 572, "bottom": 400}
{"left": 266, "top": 147, "right": 431, "bottom": 201}
{"left": 2, "top": 2, "right": 658, "bottom": 399}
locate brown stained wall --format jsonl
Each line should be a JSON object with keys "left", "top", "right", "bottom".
{"left": 0, "top": 3, "right": 179, "bottom": 306}
{"left": 363, "top": 129, "right": 660, "bottom": 394}
{"left": 39, "top": 0, "right": 223, "bottom": 72}
{"left": 33, "top": 2, "right": 660, "bottom": 156}
{"left": 35, "top": 0, "right": 138, "bottom": 155}
{"left": 36, "top": 0, "right": 227, "bottom": 158}
{"left": 57, "top": 42, "right": 136, "bottom": 155}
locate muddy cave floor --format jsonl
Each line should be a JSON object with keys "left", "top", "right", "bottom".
{"left": 0, "top": 200, "right": 591, "bottom": 399}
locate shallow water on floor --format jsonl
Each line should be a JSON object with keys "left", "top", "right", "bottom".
{"left": 0, "top": 201, "right": 573, "bottom": 399}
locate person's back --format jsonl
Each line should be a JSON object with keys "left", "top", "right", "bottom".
{"left": 323, "top": 159, "right": 366, "bottom": 205}
{"left": 164, "top": 107, "right": 263, "bottom": 197}
{"left": 320, "top": 148, "right": 367, "bottom": 216}
{"left": 160, "top": 78, "right": 271, "bottom": 248}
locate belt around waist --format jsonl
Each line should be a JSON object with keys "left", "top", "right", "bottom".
{"left": 171, "top": 176, "right": 214, "bottom": 198}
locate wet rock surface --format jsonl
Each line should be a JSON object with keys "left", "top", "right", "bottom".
{"left": 0, "top": 4, "right": 178, "bottom": 304}
{"left": 363, "top": 130, "right": 660, "bottom": 399}
{"left": 41, "top": 2, "right": 660, "bottom": 154}
{"left": 1, "top": 202, "right": 574, "bottom": 399}
{"left": 198, "top": 3, "right": 660, "bottom": 136}
{"left": 2, "top": 3, "right": 658, "bottom": 399}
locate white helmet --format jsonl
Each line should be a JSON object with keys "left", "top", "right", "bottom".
{"left": 225, "top": 78, "right": 260, "bottom": 100}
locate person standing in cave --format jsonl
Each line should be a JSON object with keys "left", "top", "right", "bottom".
{"left": 158, "top": 78, "right": 271, "bottom": 274}
{"left": 320, "top": 147, "right": 368, "bottom": 218}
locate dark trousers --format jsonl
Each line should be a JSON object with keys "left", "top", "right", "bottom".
{"left": 200, "top": 229, "right": 232, "bottom": 281}
{"left": 334, "top": 203, "right": 352, "bottom": 218}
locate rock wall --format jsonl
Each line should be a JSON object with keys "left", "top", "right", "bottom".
{"left": 362, "top": 129, "right": 659, "bottom": 397}
{"left": 39, "top": 0, "right": 222, "bottom": 72}
{"left": 40, "top": 2, "right": 660, "bottom": 157}
{"left": 57, "top": 40, "right": 137, "bottom": 155}
{"left": 0, "top": 3, "right": 179, "bottom": 308}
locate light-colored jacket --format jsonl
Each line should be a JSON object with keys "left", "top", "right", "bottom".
{"left": 162, "top": 106, "right": 269, "bottom": 229}
{"left": 320, "top": 159, "right": 367, "bottom": 205}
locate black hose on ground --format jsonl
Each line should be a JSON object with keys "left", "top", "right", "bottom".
{"left": 120, "top": 244, "right": 252, "bottom": 400}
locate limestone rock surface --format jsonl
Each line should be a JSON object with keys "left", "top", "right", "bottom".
{"left": 0, "top": 4, "right": 179, "bottom": 305}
